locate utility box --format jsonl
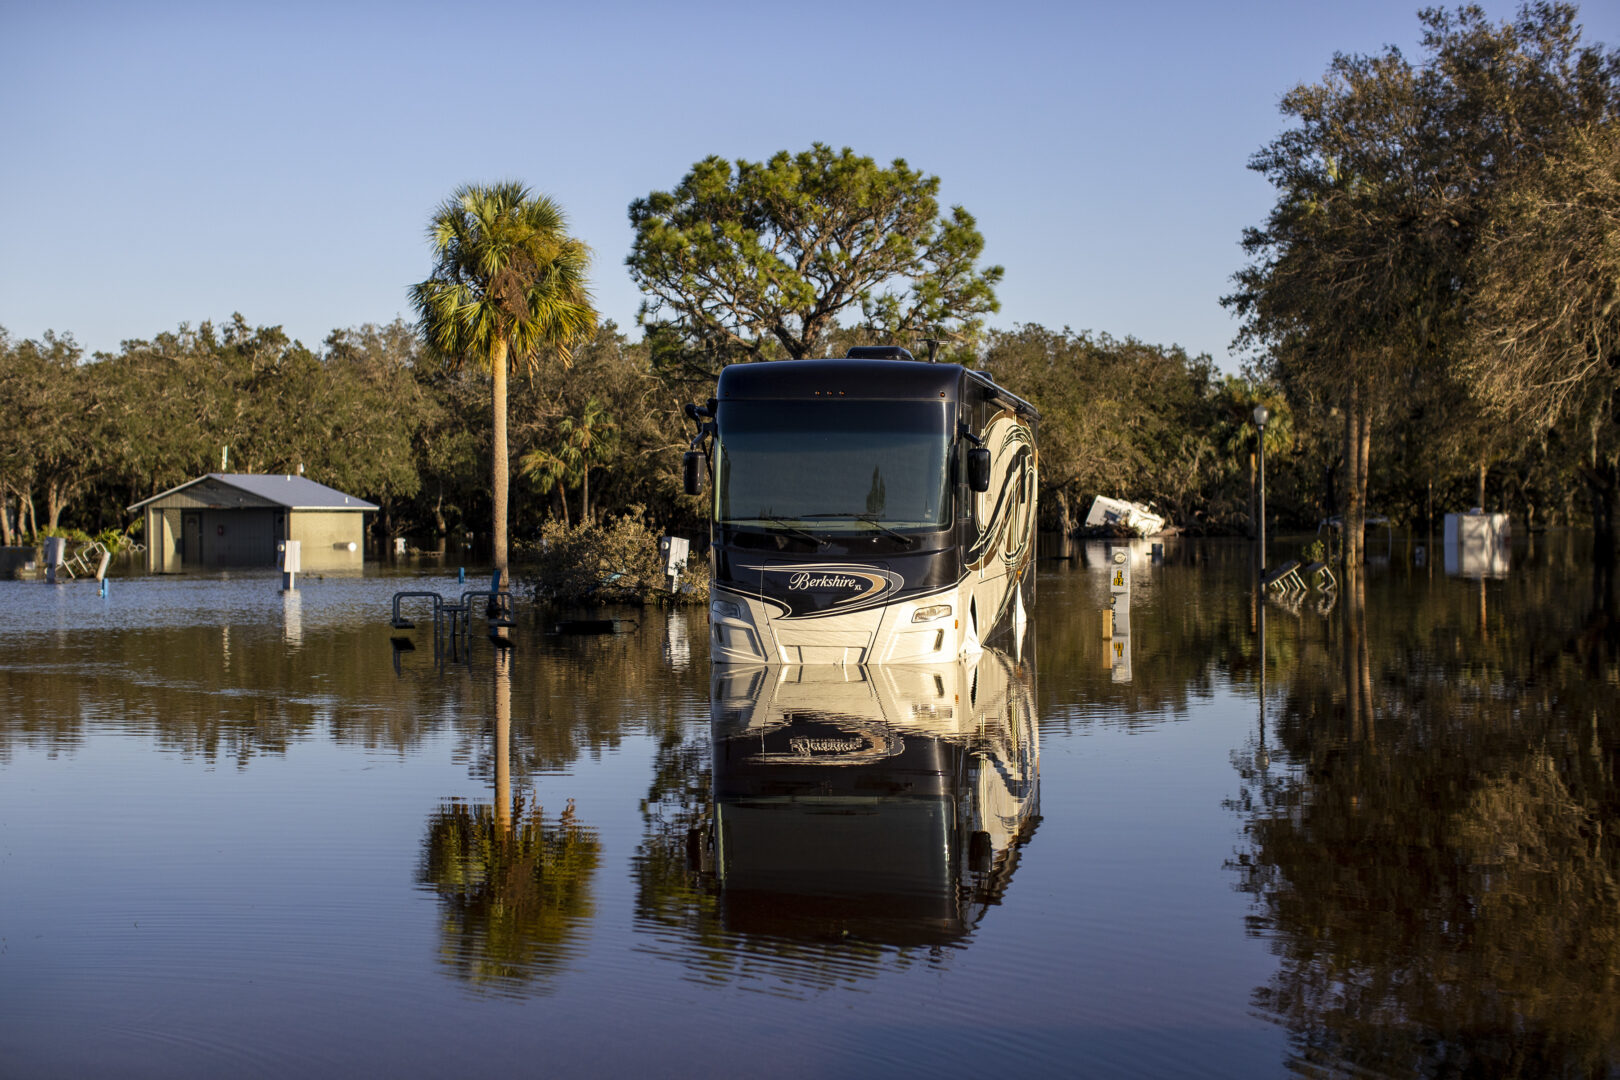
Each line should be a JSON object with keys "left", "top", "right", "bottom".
{"left": 278, "top": 540, "right": 301, "bottom": 590}
{"left": 660, "top": 536, "right": 690, "bottom": 591}
{"left": 43, "top": 537, "right": 66, "bottom": 584}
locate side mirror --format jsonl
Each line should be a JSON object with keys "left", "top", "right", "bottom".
{"left": 967, "top": 447, "right": 991, "bottom": 493}
{"left": 683, "top": 451, "right": 706, "bottom": 496}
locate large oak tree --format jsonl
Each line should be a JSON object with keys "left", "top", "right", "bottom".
{"left": 627, "top": 143, "right": 1001, "bottom": 378}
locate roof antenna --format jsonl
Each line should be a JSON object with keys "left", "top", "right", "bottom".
{"left": 925, "top": 338, "right": 940, "bottom": 363}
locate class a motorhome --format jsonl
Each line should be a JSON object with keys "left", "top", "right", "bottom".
{"left": 685, "top": 346, "right": 1038, "bottom": 665}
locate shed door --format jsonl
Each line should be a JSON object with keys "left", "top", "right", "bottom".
{"left": 183, "top": 512, "right": 202, "bottom": 566}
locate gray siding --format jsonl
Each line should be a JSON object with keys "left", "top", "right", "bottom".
{"left": 139, "top": 477, "right": 280, "bottom": 512}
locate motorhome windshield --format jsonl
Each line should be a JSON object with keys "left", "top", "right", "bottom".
{"left": 717, "top": 401, "right": 952, "bottom": 531}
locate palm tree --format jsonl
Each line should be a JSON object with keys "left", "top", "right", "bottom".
{"left": 411, "top": 183, "right": 595, "bottom": 576}
{"left": 520, "top": 443, "right": 581, "bottom": 527}
{"left": 560, "top": 398, "right": 617, "bottom": 525}
{"left": 520, "top": 398, "right": 617, "bottom": 526}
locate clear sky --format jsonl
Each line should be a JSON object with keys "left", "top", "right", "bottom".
{"left": 4, "top": 1, "right": 1617, "bottom": 369}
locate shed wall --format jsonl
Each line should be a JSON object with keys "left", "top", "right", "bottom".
{"left": 290, "top": 512, "right": 366, "bottom": 570}
{"left": 145, "top": 508, "right": 182, "bottom": 572}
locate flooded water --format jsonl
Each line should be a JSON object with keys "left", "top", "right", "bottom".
{"left": 2, "top": 537, "right": 1618, "bottom": 1078}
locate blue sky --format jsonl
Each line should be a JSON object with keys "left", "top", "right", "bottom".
{"left": 4, "top": 1, "right": 1617, "bottom": 368}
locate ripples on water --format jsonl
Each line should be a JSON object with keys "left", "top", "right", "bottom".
{"left": 2, "top": 539, "right": 1618, "bottom": 1076}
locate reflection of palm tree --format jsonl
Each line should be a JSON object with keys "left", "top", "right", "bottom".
{"left": 420, "top": 797, "right": 600, "bottom": 993}
{"left": 420, "top": 655, "right": 600, "bottom": 994}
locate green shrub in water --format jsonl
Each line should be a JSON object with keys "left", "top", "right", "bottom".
{"left": 523, "top": 506, "right": 708, "bottom": 605}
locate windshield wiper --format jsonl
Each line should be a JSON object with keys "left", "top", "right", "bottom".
{"left": 763, "top": 519, "right": 828, "bottom": 547}
{"left": 800, "top": 513, "right": 916, "bottom": 546}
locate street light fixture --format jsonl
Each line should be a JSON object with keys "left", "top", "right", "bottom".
{"left": 1253, "top": 404, "right": 1270, "bottom": 574}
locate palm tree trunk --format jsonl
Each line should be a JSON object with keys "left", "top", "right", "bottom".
{"left": 491, "top": 339, "right": 510, "bottom": 577}
{"left": 582, "top": 468, "right": 590, "bottom": 526}
{"left": 1343, "top": 380, "right": 1366, "bottom": 571}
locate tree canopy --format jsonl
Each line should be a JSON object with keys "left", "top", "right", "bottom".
{"left": 1227, "top": 2, "right": 1620, "bottom": 561}
{"left": 626, "top": 143, "right": 1002, "bottom": 377}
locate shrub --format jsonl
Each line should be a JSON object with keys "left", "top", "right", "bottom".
{"left": 522, "top": 506, "right": 708, "bottom": 605}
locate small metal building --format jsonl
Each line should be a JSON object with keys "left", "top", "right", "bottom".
{"left": 129, "top": 473, "right": 378, "bottom": 573}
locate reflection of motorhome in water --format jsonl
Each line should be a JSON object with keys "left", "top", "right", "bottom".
{"left": 686, "top": 348, "right": 1038, "bottom": 665}
{"left": 704, "top": 648, "right": 1040, "bottom": 945}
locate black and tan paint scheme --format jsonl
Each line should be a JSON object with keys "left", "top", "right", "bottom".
{"left": 701, "top": 352, "right": 1037, "bottom": 666}
{"left": 699, "top": 649, "right": 1040, "bottom": 943}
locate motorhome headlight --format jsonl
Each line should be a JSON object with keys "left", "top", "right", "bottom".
{"left": 911, "top": 604, "right": 952, "bottom": 623}
{"left": 710, "top": 600, "right": 741, "bottom": 620}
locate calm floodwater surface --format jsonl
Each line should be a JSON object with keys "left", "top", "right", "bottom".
{"left": 2, "top": 538, "right": 1617, "bottom": 1078}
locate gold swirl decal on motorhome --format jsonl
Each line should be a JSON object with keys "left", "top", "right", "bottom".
{"left": 740, "top": 562, "right": 904, "bottom": 619}
{"left": 967, "top": 413, "right": 1037, "bottom": 573}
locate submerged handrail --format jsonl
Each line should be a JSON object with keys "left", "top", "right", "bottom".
{"left": 390, "top": 584, "right": 516, "bottom": 664}
{"left": 391, "top": 591, "right": 443, "bottom": 629}
{"left": 460, "top": 589, "right": 515, "bottom": 627}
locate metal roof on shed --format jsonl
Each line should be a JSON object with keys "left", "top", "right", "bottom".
{"left": 128, "top": 473, "right": 378, "bottom": 512}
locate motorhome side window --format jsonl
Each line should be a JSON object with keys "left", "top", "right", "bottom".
{"left": 972, "top": 388, "right": 992, "bottom": 527}
{"left": 956, "top": 403, "right": 971, "bottom": 519}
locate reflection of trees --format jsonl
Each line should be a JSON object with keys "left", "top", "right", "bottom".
{"left": 1231, "top": 549, "right": 1620, "bottom": 1075}
{"left": 420, "top": 796, "right": 600, "bottom": 995}
{"left": 1039, "top": 543, "right": 1301, "bottom": 733}
{"left": 0, "top": 602, "right": 708, "bottom": 775}
{"left": 634, "top": 729, "right": 716, "bottom": 938}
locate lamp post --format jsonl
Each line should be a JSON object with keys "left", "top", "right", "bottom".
{"left": 1253, "top": 404, "right": 1270, "bottom": 575}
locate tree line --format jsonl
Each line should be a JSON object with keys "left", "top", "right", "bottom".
{"left": 3, "top": 3, "right": 1616, "bottom": 559}
{"left": 1227, "top": 3, "right": 1620, "bottom": 563}
{"left": 0, "top": 315, "right": 1266, "bottom": 550}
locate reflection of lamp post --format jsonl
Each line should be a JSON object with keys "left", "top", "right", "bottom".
{"left": 1257, "top": 589, "right": 1269, "bottom": 772}
{"left": 1253, "top": 404, "right": 1270, "bottom": 575}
